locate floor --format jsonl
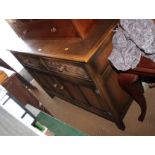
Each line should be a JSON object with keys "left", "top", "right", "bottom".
{"left": 36, "top": 112, "right": 87, "bottom": 136}
{"left": 30, "top": 80, "right": 155, "bottom": 136}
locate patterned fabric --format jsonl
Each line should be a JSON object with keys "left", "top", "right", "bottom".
{"left": 108, "top": 19, "right": 155, "bottom": 71}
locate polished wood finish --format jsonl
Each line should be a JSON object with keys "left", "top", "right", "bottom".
{"left": 9, "top": 19, "right": 131, "bottom": 130}
{"left": 7, "top": 19, "right": 96, "bottom": 40}
{"left": 72, "top": 19, "right": 95, "bottom": 39}
{"left": 8, "top": 20, "right": 117, "bottom": 62}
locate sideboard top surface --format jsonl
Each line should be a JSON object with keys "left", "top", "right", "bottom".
{"left": 7, "top": 20, "right": 117, "bottom": 62}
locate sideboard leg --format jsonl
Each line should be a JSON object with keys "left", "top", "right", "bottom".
{"left": 50, "top": 94, "right": 55, "bottom": 98}
{"left": 115, "top": 120, "right": 125, "bottom": 130}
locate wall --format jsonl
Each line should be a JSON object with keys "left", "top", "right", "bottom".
{"left": 0, "top": 19, "right": 30, "bottom": 72}
{"left": 0, "top": 106, "right": 37, "bottom": 136}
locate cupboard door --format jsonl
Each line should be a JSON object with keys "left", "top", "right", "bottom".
{"left": 26, "top": 68, "right": 113, "bottom": 119}
{"left": 79, "top": 86, "right": 111, "bottom": 113}
{"left": 51, "top": 77, "right": 72, "bottom": 99}
{"left": 62, "top": 80, "right": 91, "bottom": 107}
{"left": 26, "top": 68, "right": 72, "bottom": 99}
{"left": 28, "top": 69, "right": 54, "bottom": 91}
{"left": 62, "top": 80, "right": 112, "bottom": 118}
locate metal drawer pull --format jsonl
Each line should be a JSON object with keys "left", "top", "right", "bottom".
{"left": 25, "top": 59, "right": 30, "bottom": 63}
{"left": 59, "top": 66, "right": 65, "bottom": 72}
{"left": 38, "top": 48, "right": 42, "bottom": 52}
{"left": 50, "top": 27, "right": 57, "bottom": 32}
{"left": 59, "top": 86, "right": 64, "bottom": 90}
{"left": 106, "top": 112, "right": 112, "bottom": 116}
{"left": 95, "top": 89, "right": 100, "bottom": 95}
{"left": 23, "top": 29, "right": 27, "bottom": 35}
{"left": 53, "top": 84, "right": 58, "bottom": 88}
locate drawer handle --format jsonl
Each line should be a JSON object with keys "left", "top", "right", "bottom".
{"left": 59, "top": 66, "right": 65, "bottom": 72}
{"left": 25, "top": 59, "right": 30, "bottom": 63}
{"left": 23, "top": 29, "right": 27, "bottom": 35}
{"left": 50, "top": 27, "right": 57, "bottom": 33}
{"left": 95, "top": 89, "right": 100, "bottom": 95}
{"left": 59, "top": 86, "right": 64, "bottom": 90}
{"left": 106, "top": 112, "right": 112, "bottom": 116}
{"left": 40, "top": 58, "right": 48, "bottom": 69}
{"left": 53, "top": 83, "right": 58, "bottom": 88}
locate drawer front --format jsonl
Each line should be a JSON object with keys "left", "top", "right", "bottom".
{"left": 13, "top": 20, "right": 79, "bottom": 39}
{"left": 14, "top": 53, "right": 46, "bottom": 70}
{"left": 79, "top": 86, "right": 111, "bottom": 113}
{"left": 62, "top": 80, "right": 91, "bottom": 107}
{"left": 13, "top": 52, "right": 93, "bottom": 85}
{"left": 43, "top": 58, "right": 90, "bottom": 81}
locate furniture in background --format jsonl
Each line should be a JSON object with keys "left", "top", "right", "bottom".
{"left": 0, "top": 58, "right": 36, "bottom": 90}
{"left": 0, "top": 59, "right": 51, "bottom": 115}
{"left": 7, "top": 19, "right": 132, "bottom": 130}
{"left": 117, "top": 56, "right": 155, "bottom": 122}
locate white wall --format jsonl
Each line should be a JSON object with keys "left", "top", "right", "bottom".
{"left": 0, "top": 20, "right": 30, "bottom": 72}
{"left": 0, "top": 106, "right": 37, "bottom": 136}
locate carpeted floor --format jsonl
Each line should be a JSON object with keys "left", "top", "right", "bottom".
{"left": 30, "top": 80, "right": 155, "bottom": 136}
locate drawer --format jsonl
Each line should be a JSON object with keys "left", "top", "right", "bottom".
{"left": 14, "top": 53, "right": 46, "bottom": 70}
{"left": 42, "top": 57, "right": 91, "bottom": 81}
{"left": 14, "top": 20, "right": 79, "bottom": 39}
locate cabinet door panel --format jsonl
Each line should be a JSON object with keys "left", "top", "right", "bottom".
{"left": 79, "top": 86, "right": 110, "bottom": 112}
{"left": 62, "top": 81, "right": 91, "bottom": 107}
{"left": 52, "top": 77, "right": 72, "bottom": 99}
{"left": 26, "top": 68, "right": 113, "bottom": 120}
{"left": 28, "top": 69, "right": 54, "bottom": 91}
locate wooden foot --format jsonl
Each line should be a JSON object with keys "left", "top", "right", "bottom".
{"left": 116, "top": 121, "right": 125, "bottom": 130}
{"left": 50, "top": 94, "right": 55, "bottom": 98}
